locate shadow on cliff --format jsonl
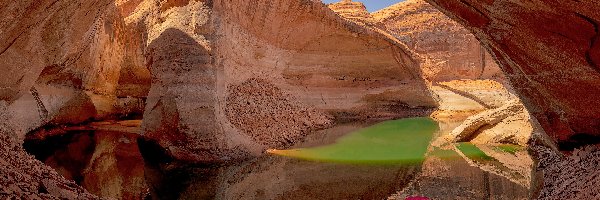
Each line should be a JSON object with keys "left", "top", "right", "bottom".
{"left": 139, "top": 27, "right": 222, "bottom": 200}
{"left": 139, "top": 27, "right": 216, "bottom": 159}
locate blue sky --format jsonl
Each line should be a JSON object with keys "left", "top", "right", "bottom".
{"left": 322, "top": 0, "right": 406, "bottom": 12}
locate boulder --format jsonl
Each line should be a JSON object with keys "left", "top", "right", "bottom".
{"left": 447, "top": 100, "right": 532, "bottom": 146}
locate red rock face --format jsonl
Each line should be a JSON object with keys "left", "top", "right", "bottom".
{"left": 372, "top": 0, "right": 505, "bottom": 82}
{"left": 0, "top": 0, "right": 150, "bottom": 140}
{"left": 327, "top": 0, "right": 373, "bottom": 23}
{"left": 0, "top": 0, "right": 437, "bottom": 164}
{"left": 138, "top": 0, "right": 439, "bottom": 162}
{"left": 225, "top": 78, "right": 332, "bottom": 148}
{"left": 424, "top": 0, "right": 600, "bottom": 149}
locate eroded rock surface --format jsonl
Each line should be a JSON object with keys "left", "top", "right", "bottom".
{"left": 448, "top": 100, "right": 532, "bottom": 146}
{"left": 424, "top": 0, "right": 600, "bottom": 149}
{"left": 1, "top": 0, "right": 150, "bottom": 140}
{"left": 226, "top": 78, "right": 331, "bottom": 149}
{"left": 531, "top": 145, "right": 600, "bottom": 199}
{"left": 327, "top": 0, "right": 373, "bottom": 23}
{"left": 0, "top": 103, "right": 97, "bottom": 199}
{"left": 370, "top": 0, "right": 504, "bottom": 82}
{"left": 424, "top": 0, "right": 600, "bottom": 198}
{"left": 1, "top": 0, "right": 438, "bottom": 166}
{"left": 134, "top": 0, "right": 438, "bottom": 162}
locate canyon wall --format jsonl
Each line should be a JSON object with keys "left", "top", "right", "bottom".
{"left": 423, "top": 0, "right": 600, "bottom": 198}
{"left": 372, "top": 0, "right": 503, "bottom": 82}
{"left": 0, "top": 0, "right": 149, "bottom": 142}
{"left": 327, "top": 0, "right": 373, "bottom": 23}
{"left": 0, "top": 0, "right": 438, "bottom": 163}
{"left": 139, "top": 0, "right": 438, "bottom": 162}
{"left": 423, "top": 0, "right": 600, "bottom": 150}
{"left": 327, "top": 0, "right": 504, "bottom": 82}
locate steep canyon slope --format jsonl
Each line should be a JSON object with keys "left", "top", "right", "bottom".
{"left": 372, "top": 0, "right": 504, "bottom": 82}
{"left": 423, "top": 0, "right": 600, "bottom": 150}
{"left": 136, "top": 0, "right": 439, "bottom": 162}
{"left": 0, "top": 0, "right": 437, "bottom": 166}
{"left": 424, "top": 0, "right": 600, "bottom": 198}
{"left": 3, "top": 0, "right": 594, "bottom": 198}
{"left": 328, "top": 0, "right": 505, "bottom": 82}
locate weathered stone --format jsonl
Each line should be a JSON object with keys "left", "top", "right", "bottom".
{"left": 136, "top": 0, "right": 439, "bottom": 162}
{"left": 373, "top": 0, "right": 504, "bottom": 82}
{"left": 447, "top": 100, "right": 532, "bottom": 146}
{"left": 424, "top": 0, "right": 600, "bottom": 149}
{"left": 327, "top": 0, "right": 373, "bottom": 23}
{"left": 424, "top": 0, "right": 600, "bottom": 198}
{"left": 41, "top": 179, "right": 78, "bottom": 199}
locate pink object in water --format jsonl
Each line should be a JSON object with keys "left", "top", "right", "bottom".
{"left": 405, "top": 196, "right": 430, "bottom": 200}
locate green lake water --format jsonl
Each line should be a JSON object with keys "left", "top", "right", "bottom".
{"left": 455, "top": 142, "right": 495, "bottom": 161}
{"left": 269, "top": 117, "right": 440, "bottom": 164}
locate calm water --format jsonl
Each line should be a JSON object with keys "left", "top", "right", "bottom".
{"left": 269, "top": 117, "right": 439, "bottom": 164}
{"left": 23, "top": 117, "right": 529, "bottom": 199}
{"left": 22, "top": 119, "right": 435, "bottom": 199}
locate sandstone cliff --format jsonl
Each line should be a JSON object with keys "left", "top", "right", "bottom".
{"left": 137, "top": 0, "right": 438, "bottom": 162}
{"left": 1, "top": 0, "right": 148, "bottom": 142}
{"left": 0, "top": 0, "right": 438, "bottom": 164}
{"left": 424, "top": 0, "right": 600, "bottom": 198}
{"left": 371, "top": 0, "right": 504, "bottom": 82}
{"left": 327, "top": 0, "right": 373, "bottom": 23}
{"left": 424, "top": 0, "right": 600, "bottom": 150}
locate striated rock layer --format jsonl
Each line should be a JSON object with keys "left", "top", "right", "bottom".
{"left": 327, "top": 0, "right": 373, "bottom": 23}
{"left": 0, "top": 0, "right": 438, "bottom": 164}
{"left": 372, "top": 0, "right": 504, "bottom": 82}
{"left": 423, "top": 0, "right": 600, "bottom": 150}
{"left": 424, "top": 0, "right": 600, "bottom": 198}
{"left": 448, "top": 99, "right": 532, "bottom": 146}
{"left": 137, "top": 0, "right": 438, "bottom": 162}
{"left": 0, "top": 0, "right": 149, "bottom": 141}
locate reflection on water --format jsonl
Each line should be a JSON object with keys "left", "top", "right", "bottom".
{"left": 268, "top": 118, "right": 439, "bottom": 164}
{"left": 24, "top": 120, "right": 426, "bottom": 199}
{"left": 23, "top": 118, "right": 530, "bottom": 200}
{"left": 144, "top": 120, "right": 431, "bottom": 199}
{"left": 24, "top": 128, "right": 148, "bottom": 199}
{"left": 151, "top": 154, "right": 421, "bottom": 200}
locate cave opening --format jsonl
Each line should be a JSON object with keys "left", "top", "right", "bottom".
{"left": 21, "top": 58, "right": 155, "bottom": 199}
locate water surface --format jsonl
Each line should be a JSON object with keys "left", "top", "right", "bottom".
{"left": 269, "top": 117, "right": 439, "bottom": 164}
{"left": 23, "top": 117, "right": 530, "bottom": 199}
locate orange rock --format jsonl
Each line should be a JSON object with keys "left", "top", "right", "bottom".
{"left": 424, "top": 0, "right": 600, "bottom": 150}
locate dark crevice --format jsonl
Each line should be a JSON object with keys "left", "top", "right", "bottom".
{"left": 457, "top": 0, "right": 490, "bottom": 25}
{"left": 137, "top": 138, "right": 174, "bottom": 166}
{"left": 0, "top": 31, "right": 23, "bottom": 57}
{"left": 478, "top": 44, "right": 486, "bottom": 79}
{"left": 557, "top": 133, "right": 600, "bottom": 151}
{"left": 30, "top": 86, "right": 49, "bottom": 122}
